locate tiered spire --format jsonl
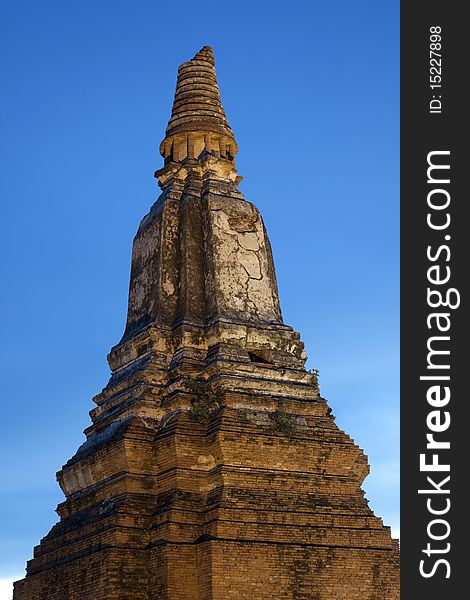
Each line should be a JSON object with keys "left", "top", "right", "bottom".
{"left": 159, "top": 46, "right": 238, "bottom": 166}
{"left": 165, "top": 46, "right": 233, "bottom": 139}
{"left": 126, "top": 47, "right": 280, "bottom": 341}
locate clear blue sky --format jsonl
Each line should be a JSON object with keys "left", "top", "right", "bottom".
{"left": 0, "top": 0, "right": 399, "bottom": 592}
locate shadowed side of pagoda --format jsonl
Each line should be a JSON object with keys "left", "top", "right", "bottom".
{"left": 14, "top": 46, "right": 399, "bottom": 600}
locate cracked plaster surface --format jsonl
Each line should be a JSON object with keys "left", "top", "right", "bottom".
{"left": 209, "top": 199, "right": 279, "bottom": 321}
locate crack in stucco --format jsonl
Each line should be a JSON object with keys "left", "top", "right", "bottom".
{"left": 208, "top": 203, "right": 278, "bottom": 320}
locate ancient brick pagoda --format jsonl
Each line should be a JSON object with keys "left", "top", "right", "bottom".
{"left": 14, "top": 46, "right": 399, "bottom": 599}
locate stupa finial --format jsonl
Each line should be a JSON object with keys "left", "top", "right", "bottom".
{"left": 158, "top": 46, "right": 238, "bottom": 169}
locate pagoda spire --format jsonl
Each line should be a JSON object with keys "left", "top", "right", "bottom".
{"left": 120, "top": 47, "right": 281, "bottom": 341}
{"left": 157, "top": 46, "right": 239, "bottom": 185}
{"left": 165, "top": 46, "right": 234, "bottom": 140}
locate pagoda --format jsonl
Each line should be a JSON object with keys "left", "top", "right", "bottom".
{"left": 14, "top": 46, "right": 399, "bottom": 600}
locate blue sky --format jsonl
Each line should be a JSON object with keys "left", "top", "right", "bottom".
{"left": 0, "top": 0, "right": 399, "bottom": 594}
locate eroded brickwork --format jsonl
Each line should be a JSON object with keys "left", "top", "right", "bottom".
{"left": 14, "top": 46, "right": 399, "bottom": 599}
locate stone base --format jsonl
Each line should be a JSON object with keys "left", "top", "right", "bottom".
{"left": 14, "top": 408, "right": 399, "bottom": 600}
